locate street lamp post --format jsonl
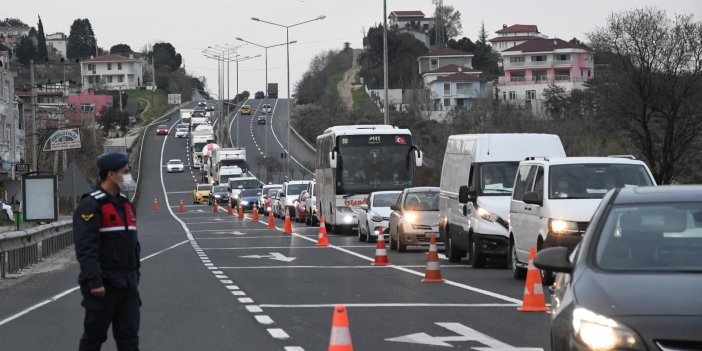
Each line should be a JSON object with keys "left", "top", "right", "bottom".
{"left": 235, "top": 37, "right": 297, "bottom": 160}
{"left": 230, "top": 54, "right": 260, "bottom": 148}
{"left": 251, "top": 15, "right": 326, "bottom": 180}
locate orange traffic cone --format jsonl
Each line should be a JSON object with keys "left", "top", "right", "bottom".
{"left": 316, "top": 217, "right": 329, "bottom": 246}
{"left": 518, "top": 247, "right": 550, "bottom": 312}
{"left": 179, "top": 199, "right": 185, "bottom": 213}
{"left": 422, "top": 233, "right": 444, "bottom": 283}
{"left": 238, "top": 205, "right": 244, "bottom": 219}
{"left": 227, "top": 203, "right": 233, "bottom": 216}
{"left": 328, "top": 305, "right": 353, "bottom": 351}
{"left": 252, "top": 205, "right": 259, "bottom": 221}
{"left": 372, "top": 230, "right": 390, "bottom": 266}
{"left": 153, "top": 198, "right": 159, "bottom": 211}
{"left": 213, "top": 201, "right": 219, "bottom": 213}
{"left": 283, "top": 212, "right": 292, "bottom": 234}
{"left": 267, "top": 211, "right": 275, "bottom": 229}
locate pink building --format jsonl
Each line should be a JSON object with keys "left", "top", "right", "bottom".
{"left": 489, "top": 24, "right": 547, "bottom": 52}
{"left": 496, "top": 38, "right": 594, "bottom": 113}
{"left": 65, "top": 89, "right": 114, "bottom": 124}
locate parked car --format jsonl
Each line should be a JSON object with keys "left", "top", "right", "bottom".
{"left": 294, "top": 191, "right": 308, "bottom": 223}
{"left": 389, "top": 187, "right": 441, "bottom": 252}
{"left": 509, "top": 156, "right": 656, "bottom": 284}
{"left": 534, "top": 185, "right": 702, "bottom": 351}
{"left": 257, "top": 115, "right": 266, "bottom": 125}
{"left": 261, "top": 104, "right": 272, "bottom": 114}
{"left": 304, "top": 181, "right": 317, "bottom": 226}
{"left": 166, "top": 159, "right": 184, "bottom": 173}
{"left": 193, "top": 183, "right": 213, "bottom": 204}
{"left": 237, "top": 188, "right": 261, "bottom": 212}
{"left": 259, "top": 184, "right": 282, "bottom": 214}
{"left": 208, "top": 184, "right": 230, "bottom": 205}
{"left": 156, "top": 125, "right": 168, "bottom": 135}
{"left": 357, "top": 191, "right": 401, "bottom": 243}
{"left": 254, "top": 91, "right": 265, "bottom": 99}
{"left": 240, "top": 105, "right": 252, "bottom": 115}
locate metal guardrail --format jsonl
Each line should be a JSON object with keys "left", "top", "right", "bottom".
{"left": 0, "top": 220, "right": 73, "bottom": 279}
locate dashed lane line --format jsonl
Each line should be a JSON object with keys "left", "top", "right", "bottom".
{"left": 259, "top": 303, "right": 519, "bottom": 308}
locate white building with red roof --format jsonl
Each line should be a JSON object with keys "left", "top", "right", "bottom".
{"left": 388, "top": 11, "right": 433, "bottom": 31}
{"left": 80, "top": 54, "right": 144, "bottom": 90}
{"left": 489, "top": 24, "right": 548, "bottom": 52}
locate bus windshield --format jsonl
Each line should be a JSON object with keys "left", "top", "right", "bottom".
{"left": 337, "top": 134, "right": 413, "bottom": 194}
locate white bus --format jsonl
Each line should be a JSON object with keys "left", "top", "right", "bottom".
{"left": 315, "top": 125, "right": 423, "bottom": 234}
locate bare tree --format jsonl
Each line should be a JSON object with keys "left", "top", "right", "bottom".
{"left": 588, "top": 7, "right": 702, "bottom": 184}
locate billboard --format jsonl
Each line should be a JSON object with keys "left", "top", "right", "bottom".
{"left": 43, "top": 128, "right": 82, "bottom": 151}
{"left": 22, "top": 175, "right": 58, "bottom": 222}
{"left": 168, "top": 94, "right": 182, "bottom": 104}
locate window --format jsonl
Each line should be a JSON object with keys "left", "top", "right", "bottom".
{"left": 118, "top": 75, "right": 124, "bottom": 83}
{"left": 430, "top": 58, "right": 438, "bottom": 69}
{"left": 107, "top": 63, "right": 112, "bottom": 70}
{"left": 88, "top": 76, "right": 94, "bottom": 83}
{"left": 502, "top": 92, "right": 507, "bottom": 101}
{"left": 555, "top": 69, "right": 571, "bottom": 81}
{"left": 509, "top": 91, "right": 516, "bottom": 100}
{"left": 533, "top": 167, "right": 544, "bottom": 196}
{"left": 556, "top": 54, "right": 570, "bottom": 61}
{"left": 117, "top": 63, "right": 122, "bottom": 70}
{"left": 531, "top": 55, "right": 547, "bottom": 62}
{"left": 456, "top": 83, "right": 472, "bottom": 95}
{"left": 80, "top": 103, "right": 94, "bottom": 112}
{"left": 443, "top": 98, "right": 451, "bottom": 107}
{"left": 443, "top": 83, "right": 451, "bottom": 95}
{"left": 526, "top": 90, "right": 536, "bottom": 100}
{"left": 509, "top": 57, "right": 525, "bottom": 63}
{"left": 107, "top": 76, "right": 113, "bottom": 83}
{"left": 513, "top": 165, "right": 536, "bottom": 201}
{"left": 87, "top": 64, "right": 95, "bottom": 71}
{"left": 533, "top": 70, "right": 548, "bottom": 81}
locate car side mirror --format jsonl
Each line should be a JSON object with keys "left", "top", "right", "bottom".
{"left": 534, "top": 247, "right": 573, "bottom": 274}
{"left": 523, "top": 191, "right": 542, "bottom": 206}
{"left": 458, "top": 186, "right": 476, "bottom": 203}
{"left": 329, "top": 151, "right": 338, "bottom": 169}
{"left": 390, "top": 204, "right": 399, "bottom": 211}
{"left": 280, "top": 193, "right": 286, "bottom": 197}
{"left": 360, "top": 204, "right": 369, "bottom": 211}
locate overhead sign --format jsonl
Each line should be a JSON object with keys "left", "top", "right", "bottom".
{"left": 168, "top": 94, "right": 182, "bottom": 104}
{"left": 43, "top": 128, "right": 82, "bottom": 151}
{"left": 386, "top": 323, "right": 544, "bottom": 350}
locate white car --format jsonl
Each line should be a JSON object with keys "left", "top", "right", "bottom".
{"left": 166, "top": 159, "right": 184, "bottom": 172}
{"left": 357, "top": 191, "right": 401, "bottom": 242}
{"left": 175, "top": 127, "right": 188, "bottom": 138}
{"left": 304, "top": 181, "right": 317, "bottom": 226}
{"left": 261, "top": 104, "right": 272, "bottom": 114}
{"left": 259, "top": 184, "right": 282, "bottom": 213}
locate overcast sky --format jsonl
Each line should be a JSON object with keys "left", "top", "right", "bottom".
{"left": 9, "top": 0, "right": 702, "bottom": 98}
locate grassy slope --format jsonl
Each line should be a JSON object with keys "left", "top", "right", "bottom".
{"left": 124, "top": 89, "right": 168, "bottom": 122}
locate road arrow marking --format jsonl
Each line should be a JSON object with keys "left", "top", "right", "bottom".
{"left": 241, "top": 252, "right": 297, "bottom": 262}
{"left": 386, "top": 323, "right": 543, "bottom": 350}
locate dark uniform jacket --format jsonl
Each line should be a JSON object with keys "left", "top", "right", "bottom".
{"left": 73, "top": 188, "right": 141, "bottom": 290}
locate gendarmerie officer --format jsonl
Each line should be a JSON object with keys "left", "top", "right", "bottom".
{"left": 73, "top": 152, "right": 140, "bottom": 351}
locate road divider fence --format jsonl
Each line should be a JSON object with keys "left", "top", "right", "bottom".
{"left": 0, "top": 220, "right": 73, "bottom": 279}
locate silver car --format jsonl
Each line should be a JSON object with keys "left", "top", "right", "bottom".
{"left": 357, "top": 191, "right": 401, "bottom": 243}
{"left": 389, "top": 187, "right": 441, "bottom": 252}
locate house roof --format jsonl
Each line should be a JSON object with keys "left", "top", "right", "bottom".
{"left": 488, "top": 35, "right": 543, "bottom": 43}
{"left": 426, "top": 64, "right": 481, "bottom": 74}
{"left": 390, "top": 11, "right": 425, "bottom": 18}
{"left": 435, "top": 72, "right": 486, "bottom": 82}
{"left": 422, "top": 48, "right": 473, "bottom": 58}
{"left": 503, "top": 38, "right": 582, "bottom": 53}
{"left": 496, "top": 24, "right": 539, "bottom": 34}
{"left": 83, "top": 54, "right": 133, "bottom": 63}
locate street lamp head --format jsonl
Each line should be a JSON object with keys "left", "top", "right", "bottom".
{"left": 236, "top": 37, "right": 243, "bottom": 41}
{"left": 317, "top": 15, "right": 326, "bottom": 20}
{"left": 251, "top": 17, "right": 260, "bottom": 21}
{"left": 289, "top": 40, "right": 298, "bottom": 44}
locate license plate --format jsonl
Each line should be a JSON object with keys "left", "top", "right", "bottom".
{"left": 425, "top": 232, "right": 436, "bottom": 239}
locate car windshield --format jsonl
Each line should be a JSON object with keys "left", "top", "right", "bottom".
{"left": 373, "top": 193, "right": 400, "bottom": 207}
{"left": 197, "top": 184, "right": 212, "bottom": 192}
{"left": 168, "top": 160, "right": 181, "bottom": 164}
{"left": 549, "top": 164, "right": 653, "bottom": 199}
{"left": 241, "top": 189, "right": 260, "bottom": 197}
{"left": 229, "top": 179, "right": 259, "bottom": 189}
{"left": 213, "top": 185, "right": 228, "bottom": 193}
{"left": 158, "top": 125, "right": 167, "bottom": 129}
{"left": 286, "top": 184, "right": 308, "bottom": 196}
{"left": 595, "top": 203, "right": 702, "bottom": 272}
{"left": 403, "top": 191, "right": 439, "bottom": 211}
{"left": 266, "top": 187, "right": 281, "bottom": 196}
{"left": 480, "top": 162, "right": 518, "bottom": 195}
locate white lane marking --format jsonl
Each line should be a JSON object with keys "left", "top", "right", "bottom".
{"left": 201, "top": 245, "right": 373, "bottom": 250}
{"left": 192, "top": 236, "right": 303, "bottom": 240}
{"left": 267, "top": 328, "right": 290, "bottom": 340}
{"left": 289, "top": 232, "right": 523, "bottom": 305}
{"left": 239, "top": 298, "right": 254, "bottom": 303}
{"left": 246, "top": 305, "right": 263, "bottom": 313}
{"left": 217, "top": 265, "right": 472, "bottom": 269}
{"left": 212, "top": 270, "right": 223, "bottom": 274}
{"left": 215, "top": 275, "right": 228, "bottom": 279}
{"left": 259, "top": 303, "right": 518, "bottom": 308}
{"left": 207, "top": 267, "right": 218, "bottom": 270}
{"left": 225, "top": 285, "right": 240, "bottom": 290}
{"left": 0, "top": 240, "right": 189, "bottom": 326}
{"left": 387, "top": 322, "right": 543, "bottom": 349}
{"left": 231, "top": 291, "right": 247, "bottom": 296}
{"left": 268, "top": 99, "right": 313, "bottom": 174}
{"left": 255, "top": 315, "right": 274, "bottom": 325}
{"left": 284, "top": 347, "right": 305, "bottom": 351}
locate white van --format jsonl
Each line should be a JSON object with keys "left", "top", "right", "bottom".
{"left": 280, "top": 180, "right": 312, "bottom": 220}
{"left": 508, "top": 156, "right": 656, "bottom": 283}
{"left": 439, "top": 134, "right": 566, "bottom": 267}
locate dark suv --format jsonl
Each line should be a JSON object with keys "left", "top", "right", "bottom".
{"left": 254, "top": 91, "right": 265, "bottom": 99}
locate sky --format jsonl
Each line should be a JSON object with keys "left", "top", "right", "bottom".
{"left": 7, "top": 0, "right": 702, "bottom": 98}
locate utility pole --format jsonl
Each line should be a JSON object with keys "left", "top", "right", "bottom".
{"left": 383, "top": 0, "right": 389, "bottom": 125}
{"left": 30, "top": 60, "right": 38, "bottom": 172}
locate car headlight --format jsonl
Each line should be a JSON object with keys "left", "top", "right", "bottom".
{"left": 233, "top": 194, "right": 239, "bottom": 199}
{"left": 343, "top": 214, "right": 354, "bottom": 223}
{"left": 403, "top": 212, "right": 416, "bottom": 224}
{"left": 267, "top": 206, "right": 272, "bottom": 211}
{"left": 215, "top": 195, "right": 221, "bottom": 199}
{"left": 476, "top": 207, "right": 499, "bottom": 222}
{"left": 572, "top": 307, "right": 644, "bottom": 350}
{"left": 370, "top": 214, "right": 383, "bottom": 222}
{"left": 550, "top": 219, "right": 579, "bottom": 234}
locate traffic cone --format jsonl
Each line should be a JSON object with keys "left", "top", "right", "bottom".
{"left": 153, "top": 198, "right": 159, "bottom": 211}
{"left": 328, "top": 305, "right": 353, "bottom": 351}
{"left": 316, "top": 217, "right": 329, "bottom": 246}
{"left": 421, "top": 233, "right": 444, "bottom": 283}
{"left": 517, "top": 247, "right": 550, "bottom": 312}
{"left": 252, "top": 205, "right": 259, "bottom": 221}
{"left": 371, "top": 231, "right": 390, "bottom": 266}
{"left": 213, "top": 201, "right": 218, "bottom": 213}
{"left": 227, "top": 203, "right": 233, "bottom": 216}
{"left": 283, "top": 212, "right": 292, "bottom": 234}
{"left": 267, "top": 211, "right": 275, "bottom": 229}
{"left": 179, "top": 199, "right": 185, "bottom": 213}
{"left": 238, "top": 205, "right": 244, "bottom": 219}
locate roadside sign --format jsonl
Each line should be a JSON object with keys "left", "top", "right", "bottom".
{"left": 168, "top": 94, "right": 182, "bottom": 104}
{"left": 15, "top": 163, "right": 29, "bottom": 174}
{"left": 43, "top": 128, "right": 82, "bottom": 151}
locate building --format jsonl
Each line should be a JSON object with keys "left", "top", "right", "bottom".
{"left": 429, "top": 70, "right": 487, "bottom": 111}
{"left": 388, "top": 11, "right": 433, "bottom": 31}
{"left": 496, "top": 38, "right": 594, "bottom": 113}
{"left": 418, "top": 48, "right": 475, "bottom": 76}
{"left": 422, "top": 63, "right": 481, "bottom": 86}
{"left": 0, "top": 52, "right": 26, "bottom": 203}
{"left": 46, "top": 32, "right": 68, "bottom": 58}
{"left": 488, "top": 24, "right": 547, "bottom": 53}
{"left": 65, "top": 88, "right": 113, "bottom": 124}
{"left": 80, "top": 54, "right": 144, "bottom": 90}
{"left": 0, "top": 26, "right": 30, "bottom": 47}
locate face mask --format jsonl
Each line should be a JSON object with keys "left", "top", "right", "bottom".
{"left": 116, "top": 173, "right": 135, "bottom": 192}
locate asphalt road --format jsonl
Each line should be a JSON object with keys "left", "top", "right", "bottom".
{"left": 0, "top": 100, "right": 552, "bottom": 350}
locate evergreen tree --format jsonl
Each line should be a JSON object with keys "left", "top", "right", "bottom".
{"left": 110, "top": 44, "right": 133, "bottom": 54}
{"left": 478, "top": 21, "right": 488, "bottom": 44}
{"left": 67, "top": 18, "right": 96, "bottom": 59}
{"left": 36, "top": 15, "right": 48, "bottom": 60}
{"left": 15, "top": 35, "right": 37, "bottom": 65}
{"left": 1, "top": 18, "right": 28, "bottom": 27}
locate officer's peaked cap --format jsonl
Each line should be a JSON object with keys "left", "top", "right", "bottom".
{"left": 97, "top": 152, "right": 129, "bottom": 171}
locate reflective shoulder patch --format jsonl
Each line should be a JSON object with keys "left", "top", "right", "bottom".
{"left": 81, "top": 213, "right": 95, "bottom": 222}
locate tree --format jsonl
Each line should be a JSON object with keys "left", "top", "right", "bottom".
{"left": 110, "top": 43, "right": 132, "bottom": 54}
{"left": 358, "top": 26, "right": 428, "bottom": 89}
{"left": 478, "top": 21, "right": 488, "bottom": 44}
{"left": 36, "top": 15, "right": 48, "bottom": 60}
{"left": 429, "top": 5, "right": 462, "bottom": 45}
{"left": 67, "top": 18, "right": 96, "bottom": 59}
{"left": 588, "top": 7, "right": 702, "bottom": 184}
{"left": 1, "top": 18, "right": 28, "bottom": 27}
{"left": 0, "top": 43, "right": 12, "bottom": 58}
{"left": 542, "top": 83, "right": 569, "bottom": 119}
{"left": 152, "top": 42, "right": 182, "bottom": 71}
{"left": 14, "top": 35, "right": 36, "bottom": 65}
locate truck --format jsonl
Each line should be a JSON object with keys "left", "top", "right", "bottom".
{"left": 209, "top": 148, "right": 247, "bottom": 183}
{"left": 180, "top": 109, "right": 193, "bottom": 127}
{"left": 190, "top": 128, "right": 216, "bottom": 168}
{"left": 267, "top": 83, "right": 278, "bottom": 99}
{"left": 190, "top": 110, "right": 209, "bottom": 131}
{"left": 213, "top": 166, "right": 243, "bottom": 185}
